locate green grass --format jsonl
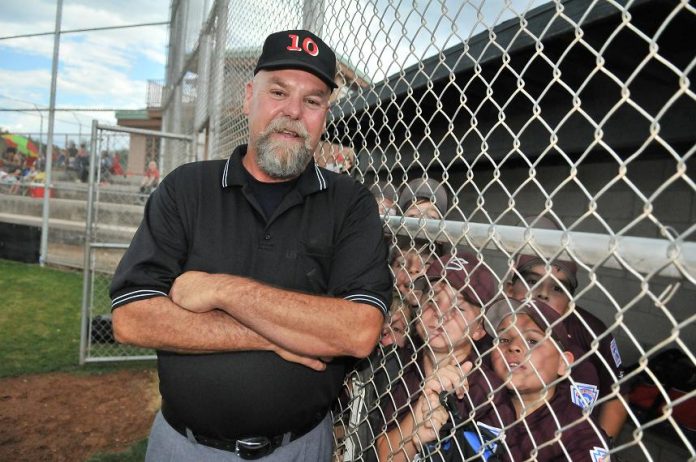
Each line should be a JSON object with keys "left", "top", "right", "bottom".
{"left": 86, "top": 439, "right": 148, "bottom": 462}
{"left": 0, "top": 258, "right": 153, "bottom": 377}
{"left": 0, "top": 258, "right": 85, "bottom": 377}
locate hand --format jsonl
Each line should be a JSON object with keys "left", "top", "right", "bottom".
{"left": 413, "top": 388, "right": 449, "bottom": 448}
{"left": 170, "top": 271, "right": 221, "bottom": 313}
{"left": 412, "top": 361, "right": 473, "bottom": 448}
{"left": 273, "top": 346, "right": 327, "bottom": 371}
{"left": 429, "top": 361, "right": 472, "bottom": 401}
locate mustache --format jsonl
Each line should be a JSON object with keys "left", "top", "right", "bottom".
{"left": 261, "top": 117, "right": 310, "bottom": 141}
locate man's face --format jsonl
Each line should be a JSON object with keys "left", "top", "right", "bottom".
{"left": 505, "top": 264, "right": 572, "bottom": 314}
{"left": 244, "top": 69, "right": 331, "bottom": 179}
{"left": 491, "top": 314, "right": 571, "bottom": 397}
{"left": 415, "top": 282, "right": 484, "bottom": 354}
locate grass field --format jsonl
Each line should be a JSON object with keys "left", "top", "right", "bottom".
{"left": 0, "top": 259, "right": 151, "bottom": 461}
{"left": 0, "top": 258, "right": 85, "bottom": 377}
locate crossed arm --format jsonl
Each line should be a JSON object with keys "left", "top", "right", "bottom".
{"left": 112, "top": 270, "right": 383, "bottom": 369}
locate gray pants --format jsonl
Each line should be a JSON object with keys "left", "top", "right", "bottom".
{"left": 145, "top": 410, "right": 333, "bottom": 462}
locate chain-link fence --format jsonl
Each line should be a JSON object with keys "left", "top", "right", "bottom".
{"left": 114, "top": 0, "right": 696, "bottom": 460}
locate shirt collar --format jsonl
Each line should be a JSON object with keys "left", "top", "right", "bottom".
{"left": 221, "top": 144, "right": 328, "bottom": 195}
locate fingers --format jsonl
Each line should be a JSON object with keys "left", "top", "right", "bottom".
{"left": 424, "top": 363, "right": 471, "bottom": 399}
{"left": 275, "top": 348, "right": 327, "bottom": 371}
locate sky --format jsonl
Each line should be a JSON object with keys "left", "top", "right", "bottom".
{"left": 0, "top": 0, "right": 170, "bottom": 146}
{"left": 0, "top": 0, "right": 539, "bottom": 148}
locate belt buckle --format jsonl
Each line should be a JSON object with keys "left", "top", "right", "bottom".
{"left": 235, "top": 436, "right": 273, "bottom": 460}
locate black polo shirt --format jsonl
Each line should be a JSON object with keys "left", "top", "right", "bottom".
{"left": 110, "top": 145, "right": 392, "bottom": 439}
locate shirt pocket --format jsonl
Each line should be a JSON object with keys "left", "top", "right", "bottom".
{"left": 297, "top": 240, "right": 334, "bottom": 294}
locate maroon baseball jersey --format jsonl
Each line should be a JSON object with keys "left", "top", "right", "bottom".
{"left": 565, "top": 306, "right": 628, "bottom": 406}
{"left": 505, "top": 381, "right": 610, "bottom": 461}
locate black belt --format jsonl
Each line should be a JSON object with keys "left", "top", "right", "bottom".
{"left": 161, "top": 402, "right": 323, "bottom": 460}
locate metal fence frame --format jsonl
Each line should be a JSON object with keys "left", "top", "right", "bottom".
{"left": 79, "top": 122, "right": 194, "bottom": 364}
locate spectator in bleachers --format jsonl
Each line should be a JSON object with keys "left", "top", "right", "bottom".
{"left": 139, "top": 160, "right": 160, "bottom": 195}
{"left": 398, "top": 178, "right": 448, "bottom": 219}
{"left": 77, "top": 143, "right": 90, "bottom": 182}
{"left": 486, "top": 297, "right": 611, "bottom": 461}
{"left": 505, "top": 215, "right": 629, "bottom": 441}
{"left": 111, "top": 152, "right": 125, "bottom": 177}
{"left": 376, "top": 252, "right": 516, "bottom": 462}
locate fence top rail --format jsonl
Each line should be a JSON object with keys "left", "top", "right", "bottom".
{"left": 388, "top": 216, "right": 695, "bottom": 280}
{"left": 95, "top": 123, "right": 194, "bottom": 141}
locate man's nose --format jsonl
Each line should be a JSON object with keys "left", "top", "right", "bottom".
{"left": 281, "top": 95, "right": 303, "bottom": 119}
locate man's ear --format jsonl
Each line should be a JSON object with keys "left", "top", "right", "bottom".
{"left": 557, "top": 350, "right": 575, "bottom": 376}
{"left": 243, "top": 81, "right": 253, "bottom": 115}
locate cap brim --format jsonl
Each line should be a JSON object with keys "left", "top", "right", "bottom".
{"left": 255, "top": 61, "right": 338, "bottom": 89}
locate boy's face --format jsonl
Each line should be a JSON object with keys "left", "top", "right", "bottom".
{"left": 392, "top": 249, "right": 433, "bottom": 305}
{"left": 404, "top": 199, "right": 442, "bottom": 219}
{"left": 491, "top": 314, "right": 572, "bottom": 396}
{"left": 380, "top": 308, "right": 410, "bottom": 348}
{"left": 416, "top": 282, "right": 484, "bottom": 353}
{"left": 505, "top": 264, "right": 572, "bottom": 314}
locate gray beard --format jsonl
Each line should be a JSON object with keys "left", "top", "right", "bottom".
{"left": 255, "top": 119, "right": 314, "bottom": 179}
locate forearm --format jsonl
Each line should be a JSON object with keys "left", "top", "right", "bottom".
{"left": 112, "top": 296, "right": 270, "bottom": 353}
{"left": 376, "top": 418, "right": 419, "bottom": 462}
{"left": 214, "top": 275, "right": 383, "bottom": 358}
{"left": 599, "top": 397, "right": 628, "bottom": 439}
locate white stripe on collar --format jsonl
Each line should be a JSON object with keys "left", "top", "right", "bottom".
{"left": 221, "top": 156, "right": 231, "bottom": 188}
{"left": 314, "top": 164, "right": 327, "bottom": 190}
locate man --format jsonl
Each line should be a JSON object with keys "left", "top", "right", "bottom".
{"left": 110, "top": 29, "right": 392, "bottom": 461}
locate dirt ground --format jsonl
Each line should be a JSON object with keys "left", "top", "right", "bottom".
{"left": 0, "top": 368, "right": 159, "bottom": 462}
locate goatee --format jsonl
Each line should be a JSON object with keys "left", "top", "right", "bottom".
{"left": 255, "top": 117, "right": 314, "bottom": 179}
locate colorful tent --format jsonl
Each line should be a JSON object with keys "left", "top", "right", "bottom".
{"left": 1, "top": 134, "right": 39, "bottom": 157}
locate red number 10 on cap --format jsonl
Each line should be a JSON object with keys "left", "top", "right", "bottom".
{"left": 286, "top": 34, "right": 319, "bottom": 56}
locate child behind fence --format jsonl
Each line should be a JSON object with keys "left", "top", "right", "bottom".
{"left": 376, "top": 252, "right": 517, "bottom": 462}
{"left": 486, "top": 297, "right": 611, "bottom": 461}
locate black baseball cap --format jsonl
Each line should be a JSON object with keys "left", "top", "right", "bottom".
{"left": 254, "top": 29, "right": 338, "bottom": 90}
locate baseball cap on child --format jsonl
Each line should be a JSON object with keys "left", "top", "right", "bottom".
{"left": 398, "top": 178, "right": 448, "bottom": 215}
{"left": 514, "top": 215, "right": 578, "bottom": 292}
{"left": 254, "top": 30, "right": 338, "bottom": 89}
{"left": 484, "top": 298, "right": 571, "bottom": 349}
{"left": 416, "top": 253, "right": 497, "bottom": 307}
{"left": 515, "top": 255, "right": 578, "bottom": 293}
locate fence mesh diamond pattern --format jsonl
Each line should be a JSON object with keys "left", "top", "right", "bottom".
{"left": 83, "top": 0, "right": 696, "bottom": 460}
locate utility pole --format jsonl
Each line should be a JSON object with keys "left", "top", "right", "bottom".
{"left": 39, "top": 0, "right": 63, "bottom": 267}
